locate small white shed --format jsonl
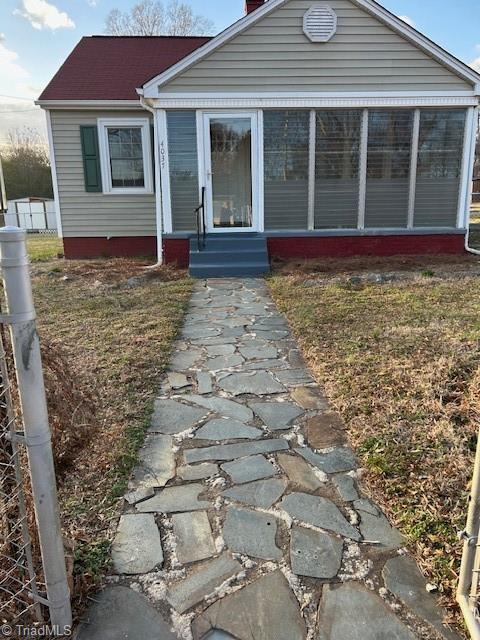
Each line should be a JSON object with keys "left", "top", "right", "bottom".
{"left": 6, "top": 197, "right": 57, "bottom": 232}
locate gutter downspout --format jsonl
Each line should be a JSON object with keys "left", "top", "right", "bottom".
{"left": 466, "top": 106, "right": 480, "bottom": 255}
{"left": 139, "top": 91, "right": 164, "bottom": 267}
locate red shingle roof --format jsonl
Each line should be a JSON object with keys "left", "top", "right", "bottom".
{"left": 38, "top": 35, "right": 211, "bottom": 101}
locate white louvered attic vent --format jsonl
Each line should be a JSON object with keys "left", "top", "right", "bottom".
{"left": 303, "top": 4, "right": 337, "bottom": 43}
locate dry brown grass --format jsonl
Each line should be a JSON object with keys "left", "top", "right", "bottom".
{"left": 28, "top": 256, "right": 192, "bottom": 618}
{"left": 269, "top": 255, "right": 480, "bottom": 634}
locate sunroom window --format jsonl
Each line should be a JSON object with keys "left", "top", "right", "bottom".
{"left": 97, "top": 118, "right": 153, "bottom": 194}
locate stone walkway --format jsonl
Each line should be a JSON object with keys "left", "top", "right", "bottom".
{"left": 78, "top": 278, "right": 459, "bottom": 640}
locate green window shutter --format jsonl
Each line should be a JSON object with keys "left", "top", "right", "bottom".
{"left": 80, "top": 125, "right": 102, "bottom": 192}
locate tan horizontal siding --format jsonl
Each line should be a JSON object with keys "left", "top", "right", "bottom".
{"left": 51, "top": 110, "right": 156, "bottom": 238}
{"left": 161, "top": 0, "right": 471, "bottom": 93}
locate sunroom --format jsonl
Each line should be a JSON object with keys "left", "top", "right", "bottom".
{"left": 146, "top": 104, "right": 475, "bottom": 273}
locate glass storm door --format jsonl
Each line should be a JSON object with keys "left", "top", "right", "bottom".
{"left": 204, "top": 113, "right": 257, "bottom": 232}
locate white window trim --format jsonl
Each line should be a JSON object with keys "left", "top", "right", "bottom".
{"left": 97, "top": 117, "right": 153, "bottom": 195}
{"left": 407, "top": 109, "right": 421, "bottom": 229}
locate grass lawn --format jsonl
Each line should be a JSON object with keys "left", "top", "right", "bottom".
{"left": 29, "top": 254, "right": 192, "bottom": 617}
{"left": 27, "top": 234, "right": 64, "bottom": 261}
{"left": 269, "top": 255, "right": 480, "bottom": 632}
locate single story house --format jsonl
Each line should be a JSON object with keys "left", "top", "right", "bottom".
{"left": 38, "top": 0, "right": 480, "bottom": 276}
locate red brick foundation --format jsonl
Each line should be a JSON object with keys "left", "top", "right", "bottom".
{"left": 63, "top": 236, "right": 156, "bottom": 259}
{"left": 63, "top": 234, "right": 466, "bottom": 263}
{"left": 266, "top": 234, "right": 466, "bottom": 259}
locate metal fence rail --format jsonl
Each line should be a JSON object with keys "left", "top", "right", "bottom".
{"left": 0, "top": 227, "right": 71, "bottom": 634}
{"left": 458, "top": 428, "right": 480, "bottom": 639}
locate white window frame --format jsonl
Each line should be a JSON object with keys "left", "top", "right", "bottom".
{"left": 97, "top": 117, "right": 153, "bottom": 195}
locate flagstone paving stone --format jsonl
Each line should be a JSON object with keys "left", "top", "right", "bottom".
{"left": 222, "top": 477, "right": 287, "bottom": 508}
{"left": 332, "top": 474, "right": 359, "bottom": 502}
{"left": 295, "top": 446, "right": 357, "bottom": 474}
{"left": 196, "top": 372, "right": 213, "bottom": 394}
{"left": 221, "top": 455, "right": 276, "bottom": 484}
{"left": 291, "top": 386, "right": 329, "bottom": 410}
{"left": 317, "top": 582, "right": 416, "bottom": 640}
{"left": 184, "top": 394, "right": 254, "bottom": 422}
{"left": 184, "top": 438, "right": 289, "bottom": 463}
{"left": 96, "top": 279, "right": 451, "bottom": 640}
{"left": 355, "top": 500, "right": 404, "bottom": 549}
{"left": 249, "top": 401, "right": 304, "bottom": 429}
{"left": 150, "top": 399, "right": 207, "bottom": 434}
{"left": 172, "top": 511, "right": 216, "bottom": 564}
{"left": 131, "top": 435, "right": 176, "bottom": 489}
{"left": 111, "top": 514, "right": 163, "bottom": 575}
{"left": 76, "top": 586, "right": 177, "bottom": 640}
{"left": 290, "top": 526, "right": 343, "bottom": 579}
{"left": 223, "top": 506, "right": 282, "bottom": 560}
{"left": 136, "top": 484, "right": 211, "bottom": 513}
{"left": 177, "top": 463, "right": 219, "bottom": 481}
{"left": 281, "top": 492, "right": 361, "bottom": 541}
{"left": 192, "top": 570, "right": 307, "bottom": 640}
{"left": 166, "top": 553, "right": 242, "bottom": 614}
{"left": 382, "top": 556, "right": 460, "bottom": 640}
{"left": 207, "top": 354, "right": 245, "bottom": 370}
{"left": 238, "top": 345, "right": 278, "bottom": 360}
{"left": 218, "top": 371, "right": 285, "bottom": 395}
{"left": 194, "top": 418, "right": 262, "bottom": 441}
{"left": 276, "top": 452, "right": 324, "bottom": 490}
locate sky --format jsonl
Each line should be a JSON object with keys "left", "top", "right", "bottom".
{"left": 0, "top": 0, "right": 479, "bottom": 144}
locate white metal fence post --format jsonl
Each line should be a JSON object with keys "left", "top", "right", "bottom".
{"left": 0, "top": 226, "right": 72, "bottom": 633}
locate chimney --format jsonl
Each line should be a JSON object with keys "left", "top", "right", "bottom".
{"left": 245, "top": 0, "right": 265, "bottom": 14}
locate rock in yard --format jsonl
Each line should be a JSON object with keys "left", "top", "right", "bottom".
{"left": 137, "top": 484, "right": 211, "bottom": 513}
{"left": 111, "top": 514, "right": 163, "bottom": 575}
{"left": 249, "top": 401, "right": 304, "bottom": 430}
{"left": 192, "top": 570, "right": 307, "bottom": 640}
{"left": 170, "top": 348, "right": 202, "bottom": 371}
{"left": 222, "top": 478, "right": 287, "bottom": 508}
{"left": 290, "top": 526, "right": 343, "bottom": 579}
{"left": 76, "top": 586, "right": 177, "bottom": 640}
{"left": 221, "top": 455, "right": 276, "bottom": 484}
{"left": 150, "top": 399, "right": 207, "bottom": 434}
{"left": 276, "top": 452, "right": 324, "bottom": 491}
{"left": 172, "top": 511, "right": 216, "bottom": 564}
{"left": 195, "top": 418, "right": 262, "bottom": 441}
{"left": 317, "top": 582, "right": 416, "bottom": 640}
{"left": 281, "top": 492, "right": 360, "bottom": 541}
{"left": 166, "top": 552, "right": 241, "bottom": 614}
{"left": 218, "top": 372, "right": 285, "bottom": 396}
{"left": 223, "top": 506, "right": 282, "bottom": 560}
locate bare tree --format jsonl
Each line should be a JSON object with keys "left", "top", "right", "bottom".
{"left": 2, "top": 128, "right": 52, "bottom": 200}
{"left": 105, "top": 0, "right": 214, "bottom": 36}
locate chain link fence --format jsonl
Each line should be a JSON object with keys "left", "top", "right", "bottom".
{"left": 0, "top": 227, "right": 71, "bottom": 634}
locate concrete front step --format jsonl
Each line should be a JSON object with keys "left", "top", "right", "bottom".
{"left": 189, "top": 234, "right": 270, "bottom": 278}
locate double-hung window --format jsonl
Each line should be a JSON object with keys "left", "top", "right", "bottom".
{"left": 97, "top": 118, "right": 153, "bottom": 194}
